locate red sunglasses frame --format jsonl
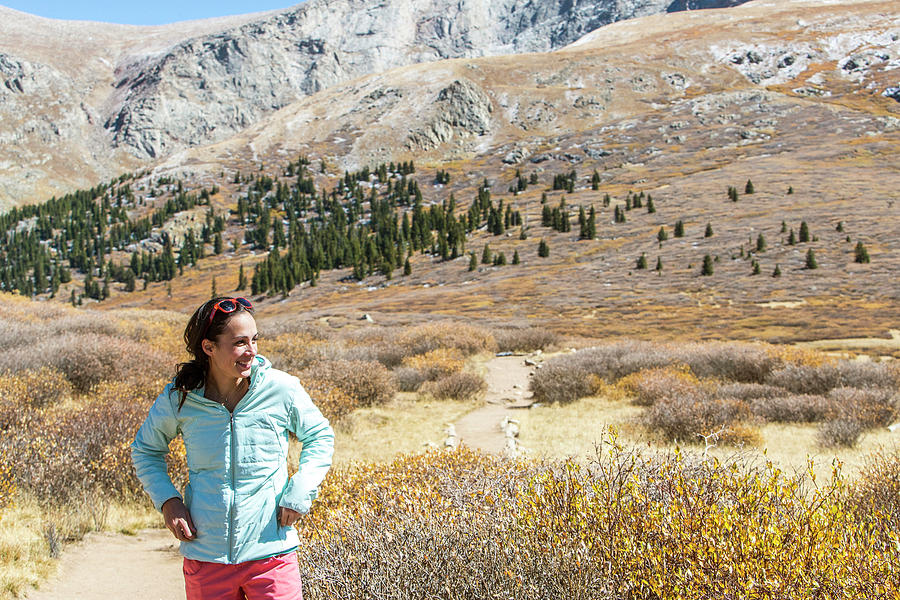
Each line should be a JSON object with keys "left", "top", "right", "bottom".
{"left": 203, "top": 297, "right": 253, "bottom": 338}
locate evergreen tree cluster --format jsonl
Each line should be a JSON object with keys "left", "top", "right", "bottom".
{"left": 0, "top": 172, "right": 203, "bottom": 299}
{"left": 551, "top": 170, "right": 577, "bottom": 193}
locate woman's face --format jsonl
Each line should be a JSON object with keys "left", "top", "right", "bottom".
{"left": 202, "top": 311, "right": 259, "bottom": 382}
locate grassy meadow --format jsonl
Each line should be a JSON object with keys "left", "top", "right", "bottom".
{"left": 0, "top": 293, "right": 898, "bottom": 598}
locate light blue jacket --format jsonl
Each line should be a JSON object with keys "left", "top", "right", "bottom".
{"left": 131, "top": 355, "right": 334, "bottom": 564}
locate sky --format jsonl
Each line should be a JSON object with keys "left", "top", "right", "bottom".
{"left": 1, "top": 1, "right": 301, "bottom": 25}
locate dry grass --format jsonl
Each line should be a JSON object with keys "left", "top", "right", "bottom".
{"left": 0, "top": 496, "right": 159, "bottom": 600}
{"left": 519, "top": 396, "right": 900, "bottom": 484}
{"left": 517, "top": 395, "right": 644, "bottom": 458}
{"left": 331, "top": 394, "right": 476, "bottom": 464}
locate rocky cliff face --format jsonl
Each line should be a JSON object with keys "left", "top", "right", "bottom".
{"left": 101, "top": 0, "right": 753, "bottom": 159}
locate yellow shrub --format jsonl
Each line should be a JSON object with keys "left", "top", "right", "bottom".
{"left": 617, "top": 365, "right": 702, "bottom": 406}
{"left": 295, "top": 442, "right": 900, "bottom": 599}
{"left": 302, "top": 378, "right": 358, "bottom": 424}
{"left": 0, "top": 460, "right": 15, "bottom": 517}
{"left": 0, "top": 367, "right": 73, "bottom": 409}
{"left": 765, "top": 343, "right": 830, "bottom": 367}
{"left": 401, "top": 348, "right": 465, "bottom": 380}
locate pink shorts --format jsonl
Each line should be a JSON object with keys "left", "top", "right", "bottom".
{"left": 183, "top": 551, "right": 303, "bottom": 600}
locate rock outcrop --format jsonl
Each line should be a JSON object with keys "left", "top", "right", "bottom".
{"left": 101, "top": 0, "right": 754, "bottom": 159}
{"left": 408, "top": 79, "right": 494, "bottom": 150}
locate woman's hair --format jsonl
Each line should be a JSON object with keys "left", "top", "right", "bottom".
{"left": 173, "top": 297, "right": 255, "bottom": 409}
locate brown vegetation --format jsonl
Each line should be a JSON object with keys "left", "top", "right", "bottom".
{"left": 532, "top": 340, "right": 899, "bottom": 447}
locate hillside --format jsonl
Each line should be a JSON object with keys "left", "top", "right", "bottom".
{"left": 0, "top": 0, "right": 750, "bottom": 208}
{"left": 1, "top": 0, "right": 898, "bottom": 346}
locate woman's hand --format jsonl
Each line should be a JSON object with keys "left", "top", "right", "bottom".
{"left": 279, "top": 506, "right": 302, "bottom": 527}
{"left": 162, "top": 497, "right": 197, "bottom": 541}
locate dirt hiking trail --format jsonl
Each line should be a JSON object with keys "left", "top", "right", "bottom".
{"left": 25, "top": 355, "right": 534, "bottom": 599}
{"left": 24, "top": 528, "right": 184, "bottom": 600}
{"left": 452, "top": 354, "right": 537, "bottom": 453}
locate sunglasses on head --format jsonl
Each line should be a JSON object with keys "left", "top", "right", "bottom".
{"left": 203, "top": 297, "right": 253, "bottom": 338}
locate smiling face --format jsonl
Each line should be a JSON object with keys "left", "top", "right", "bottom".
{"left": 201, "top": 311, "right": 259, "bottom": 386}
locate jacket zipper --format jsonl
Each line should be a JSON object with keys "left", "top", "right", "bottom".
{"left": 227, "top": 411, "right": 237, "bottom": 563}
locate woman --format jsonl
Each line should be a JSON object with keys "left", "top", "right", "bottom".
{"left": 132, "top": 296, "right": 334, "bottom": 600}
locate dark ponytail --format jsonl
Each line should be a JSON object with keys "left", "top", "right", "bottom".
{"left": 173, "top": 297, "right": 255, "bottom": 409}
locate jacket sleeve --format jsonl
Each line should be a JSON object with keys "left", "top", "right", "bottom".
{"left": 131, "top": 385, "right": 182, "bottom": 511}
{"left": 280, "top": 383, "right": 334, "bottom": 514}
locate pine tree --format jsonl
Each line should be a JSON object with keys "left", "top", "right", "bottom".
{"left": 745, "top": 179, "right": 755, "bottom": 194}
{"left": 799, "top": 221, "right": 810, "bottom": 243}
{"left": 655, "top": 256, "right": 662, "bottom": 272}
{"left": 657, "top": 226, "right": 668, "bottom": 243}
{"left": 674, "top": 220, "right": 685, "bottom": 238}
{"left": 481, "top": 244, "right": 492, "bottom": 264}
{"left": 756, "top": 233, "right": 767, "bottom": 252}
{"left": 854, "top": 241, "right": 870, "bottom": 263}
{"left": 805, "top": 248, "right": 818, "bottom": 269}
{"left": 704, "top": 223, "right": 713, "bottom": 238}
{"left": 773, "top": 264, "right": 782, "bottom": 277}
{"left": 494, "top": 252, "right": 507, "bottom": 266}
{"left": 781, "top": 221, "right": 787, "bottom": 233}
{"left": 787, "top": 186, "right": 794, "bottom": 195}
{"left": 591, "top": 170, "right": 600, "bottom": 191}
{"left": 752, "top": 260, "right": 761, "bottom": 275}
{"left": 404, "top": 257, "right": 412, "bottom": 275}
{"left": 237, "top": 264, "right": 247, "bottom": 290}
{"left": 788, "top": 229, "right": 797, "bottom": 245}
{"left": 836, "top": 221, "right": 844, "bottom": 233}
{"left": 512, "top": 250, "right": 520, "bottom": 265}
{"left": 701, "top": 254, "right": 714, "bottom": 276}
{"left": 538, "top": 239, "right": 549, "bottom": 257}
{"left": 636, "top": 253, "right": 647, "bottom": 270}
{"left": 214, "top": 232, "right": 224, "bottom": 254}
{"left": 646, "top": 195, "right": 655, "bottom": 213}
{"left": 468, "top": 252, "right": 477, "bottom": 272}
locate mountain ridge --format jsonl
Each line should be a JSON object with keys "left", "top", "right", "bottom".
{"left": 0, "top": 0, "right": 752, "bottom": 208}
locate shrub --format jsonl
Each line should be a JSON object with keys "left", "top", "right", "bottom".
{"left": 850, "top": 448, "right": 900, "bottom": 524}
{"left": 0, "top": 459, "right": 14, "bottom": 515}
{"left": 392, "top": 367, "right": 429, "bottom": 392}
{"left": 301, "top": 359, "right": 396, "bottom": 407}
{"left": 618, "top": 366, "right": 702, "bottom": 407}
{"left": 303, "top": 378, "right": 359, "bottom": 424}
{"left": 264, "top": 333, "right": 330, "bottom": 373}
{"left": 395, "top": 322, "right": 497, "bottom": 358}
{"left": 492, "top": 327, "right": 559, "bottom": 353}
{"left": 827, "top": 387, "right": 898, "bottom": 428}
{"left": 765, "top": 361, "right": 900, "bottom": 396}
{"left": 529, "top": 358, "right": 595, "bottom": 404}
{"left": 0, "top": 367, "right": 73, "bottom": 409}
{"left": 1, "top": 380, "right": 153, "bottom": 503}
{"left": 0, "top": 333, "right": 174, "bottom": 392}
{"left": 750, "top": 394, "right": 837, "bottom": 423}
{"left": 645, "top": 392, "right": 751, "bottom": 444}
{"left": 401, "top": 348, "right": 465, "bottom": 381}
{"left": 715, "top": 382, "right": 784, "bottom": 401}
{"left": 817, "top": 417, "right": 863, "bottom": 448}
{"left": 674, "top": 342, "right": 780, "bottom": 383}
{"left": 421, "top": 372, "right": 487, "bottom": 401}
{"left": 765, "top": 364, "right": 842, "bottom": 395}
{"left": 256, "top": 316, "right": 332, "bottom": 340}
{"left": 298, "top": 442, "right": 900, "bottom": 599}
